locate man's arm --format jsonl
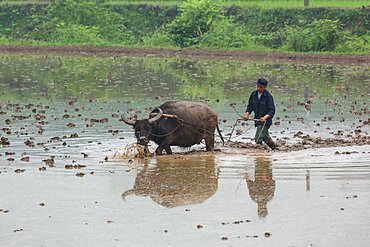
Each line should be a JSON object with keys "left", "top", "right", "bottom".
{"left": 245, "top": 93, "right": 254, "bottom": 119}
{"left": 260, "top": 94, "right": 275, "bottom": 122}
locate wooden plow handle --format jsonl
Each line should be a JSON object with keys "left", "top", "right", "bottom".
{"left": 150, "top": 112, "right": 178, "bottom": 119}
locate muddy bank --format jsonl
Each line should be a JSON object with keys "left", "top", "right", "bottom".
{"left": 117, "top": 136, "right": 370, "bottom": 160}
{"left": 1, "top": 45, "right": 370, "bottom": 65}
{"left": 223, "top": 135, "right": 370, "bottom": 153}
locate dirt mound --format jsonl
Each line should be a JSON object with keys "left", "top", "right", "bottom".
{"left": 223, "top": 135, "right": 370, "bottom": 152}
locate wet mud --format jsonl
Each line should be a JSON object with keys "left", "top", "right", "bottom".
{"left": 224, "top": 135, "right": 370, "bottom": 152}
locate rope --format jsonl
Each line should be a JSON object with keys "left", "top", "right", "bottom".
{"left": 227, "top": 119, "right": 255, "bottom": 142}
{"left": 180, "top": 118, "right": 256, "bottom": 143}
{"left": 180, "top": 120, "right": 224, "bottom": 140}
{"left": 231, "top": 105, "right": 245, "bottom": 118}
{"left": 157, "top": 116, "right": 257, "bottom": 141}
{"left": 148, "top": 104, "right": 273, "bottom": 145}
{"left": 149, "top": 122, "right": 183, "bottom": 137}
{"left": 144, "top": 106, "right": 259, "bottom": 142}
{"left": 227, "top": 119, "right": 242, "bottom": 142}
{"left": 229, "top": 105, "right": 269, "bottom": 143}
{"left": 148, "top": 118, "right": 224, "bottom": 140}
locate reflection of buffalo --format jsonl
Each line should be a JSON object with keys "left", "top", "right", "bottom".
{"left": 245, "top": 156, "right": 275, "bottom": 217}
{"left": 122, "top": 155, "right": 217, "bottom": 208}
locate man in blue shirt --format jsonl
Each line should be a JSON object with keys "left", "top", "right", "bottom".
{"left": 244, "top": 78, "right": 277, "bottom": 150}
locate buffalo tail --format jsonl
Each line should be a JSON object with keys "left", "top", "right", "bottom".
{"left": 217, "top": 125, "right": 225, "bottom": 145}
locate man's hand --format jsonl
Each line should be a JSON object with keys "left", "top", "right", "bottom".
{"left": 259, "top": 115, "right": 270, "bottom": 122}
{"left": 244, "top": 112, "right": 250, "bottom": 120}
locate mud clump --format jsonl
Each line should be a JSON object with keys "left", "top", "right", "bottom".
{"left": 42, "top": 157, "right": 55, "bottom": 167}
{"left": 225, "top": 135, "right": 370, "bottom": 152}
{"left": 65, "top": 164, "right": 86, "bottom": 169}
{"left": 90, "top": 118, "right": 108, "bottom": 123}
{"left": 39, "top": 166, "right": 47, "bottom": 171}
{"left": 335, "top": 151, "right": 359, "bottom": 155}
{"left": 24, "top": 140, "right": 34, "bottom": 147}
{"left": 20, "top": 156, "right": 30, "bottom": 162}
{"left": 70, "top": 133, "right": 79, "bottom": 138}
{"left": 226, "top": 141, "right": 269, "bottom": 150}
{"left": 15, "top": 169, "right": 25, "bottom": 173}
{"left": 50, "top": 136, "right": 61, "bottom": 142}
{"left": 1, "top": 137, "right": 10, "bottom": 146}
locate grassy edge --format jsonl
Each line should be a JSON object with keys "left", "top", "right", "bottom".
{"left": 0, "top": 1, "right": 369, "bottom": 9}
{"left": 1, "top": 40, "right": 369, "bottom": 57}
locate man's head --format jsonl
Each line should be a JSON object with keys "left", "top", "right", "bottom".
{"left": 256, "top": 78, "right": 268, "bottom": 94}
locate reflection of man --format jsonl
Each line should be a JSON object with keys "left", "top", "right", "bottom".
{"left": 245, "top": 156, "right": 275, "bottom": 217}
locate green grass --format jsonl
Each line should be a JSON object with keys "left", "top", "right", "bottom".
{"left": 110, "top": 0, "right": 370, "bottom": 8}
{"left": 0, "top": 1, "right": 49, "bottom": 5}
{"left": 1, "top": 0, "right": 369, "bottom": 8}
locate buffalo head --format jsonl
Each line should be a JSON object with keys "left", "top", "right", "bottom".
{"left": 122, "top": 108, "right": 163, "bottom": 145}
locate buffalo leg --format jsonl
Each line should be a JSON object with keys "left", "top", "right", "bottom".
{"left": 155, "top": 142, "right": 172, "bottom": 155}
{"left": 164, "top": 146, "right": 173, "bottom": 155}
{"left": 155, "top": 146, "right": 164, "bottom": 155}
{"left": 205, "top": 135, "right": 215, "bottom": 151}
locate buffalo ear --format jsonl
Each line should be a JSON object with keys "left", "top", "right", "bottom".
{"left": 121, "top": 115, "right": 136, "bottom": 126}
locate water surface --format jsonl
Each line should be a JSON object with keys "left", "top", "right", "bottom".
{"left": 0, "top": 54, "right": 369, "bottom": 246}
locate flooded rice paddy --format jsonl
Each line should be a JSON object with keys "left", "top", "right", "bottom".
{"left": 0, "top": 54, "right": 370, "bottom": 246}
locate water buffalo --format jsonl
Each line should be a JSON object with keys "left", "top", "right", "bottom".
{"left": 122, "top": 101, "right": 224, "bottom": 155}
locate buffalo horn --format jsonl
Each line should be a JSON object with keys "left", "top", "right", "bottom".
{"left": 121, "top": 115, "right": 136, "bottom": 126}
{"left": 148, "top": 108, "right": 163, "bottom": 124}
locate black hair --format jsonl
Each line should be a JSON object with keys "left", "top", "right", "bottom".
{"left": 257, "top": 78, "right": 268, "bottom": 86}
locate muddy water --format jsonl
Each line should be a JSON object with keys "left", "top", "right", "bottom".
{"left": 0, "top": 54, "right": 370, "bottom": 246}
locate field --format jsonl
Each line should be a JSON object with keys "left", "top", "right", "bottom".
{"left": 0, "top": 49, "right": 370, "bottom": 246}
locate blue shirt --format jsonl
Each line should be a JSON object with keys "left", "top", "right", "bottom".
{"left": 246, "top": 90, "right": 276, "bottom": 126}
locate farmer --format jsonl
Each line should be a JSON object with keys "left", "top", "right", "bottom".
{"left": 244, "top": 78, "right": 277, "bottom": 149}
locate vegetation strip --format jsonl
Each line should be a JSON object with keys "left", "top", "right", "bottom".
{"left": 2, "top": 0, "right": 370, "bottom": 8}
{"left": 0, "top": 0, "right": 369, "bottom": 55}
{"left": 1, "top": 45, "right": 369, "bottom": 65}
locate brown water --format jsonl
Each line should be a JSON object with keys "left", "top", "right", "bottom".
{"left": 0, "top": 54, "right": 370, "bottom": 246}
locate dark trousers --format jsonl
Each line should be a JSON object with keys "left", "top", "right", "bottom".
{"left": 255, "top": 125, "right": 276, "bottom": 149}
